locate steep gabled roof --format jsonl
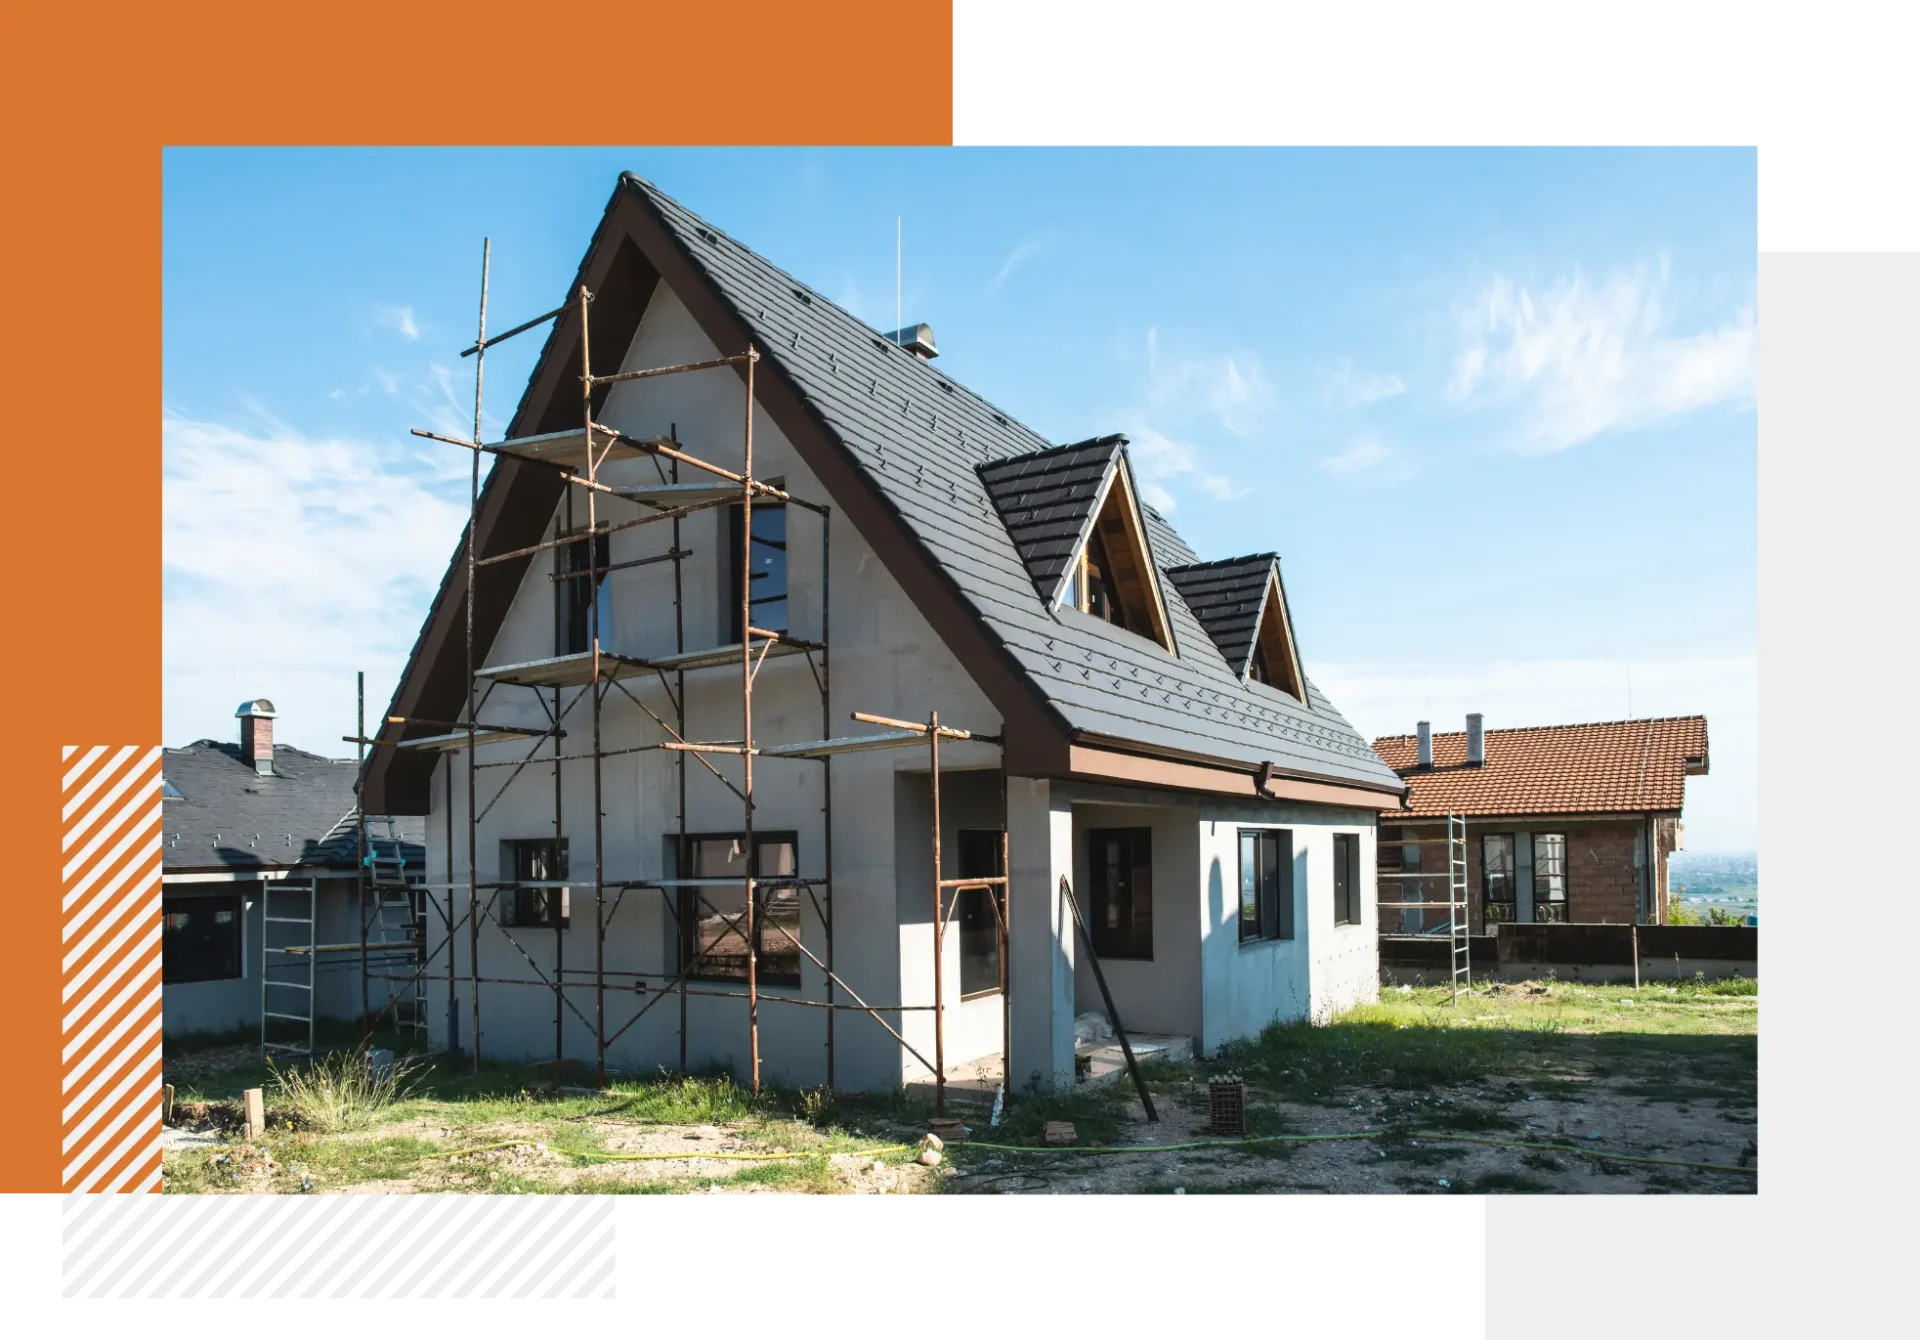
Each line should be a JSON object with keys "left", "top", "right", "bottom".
{"left": 364, "top": 173, "right": 1406, "bottom": 811}
{"left": 1165, "top": 553, "right": 1305, "bottom": 698}
{"left": 978, "top": 435, "right": 1126, "bottom": 604}
{"left": 1372, "top": 716, "right": 1710, "bottom": 819}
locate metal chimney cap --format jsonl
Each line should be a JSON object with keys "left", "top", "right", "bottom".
{"left": 234, "top": 698, "right": 278, "bottom": 718}
{"left": 884, "top": 322, "right": 939, "bottom": 359}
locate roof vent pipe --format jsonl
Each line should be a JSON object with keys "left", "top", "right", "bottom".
{"left": 1466, "top": 713, "right": 1485, "bottom": 767}
{"left": 1416, "top": 720, "right": 1432, "bottom": 770}
{"left": 885, "top": 323, "right": 939, "bottom": 360}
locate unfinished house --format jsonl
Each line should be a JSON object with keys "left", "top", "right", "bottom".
{"left": 359, "top": 173, "right": 1409, "bottom": 1101}
{"left": 161, "top": 699, "right": 425, "bottom": 1047}
{"left": 1372, "top": 714, "right": 1710, "bottom": 935}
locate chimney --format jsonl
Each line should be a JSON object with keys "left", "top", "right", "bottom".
{"left": 885, "top": 322, "right": 939, "bottom": 360}
{"left": 1465, "top": 712, "right": 1485, "bottom": 767}
{"left": 1416, "top": 720, "right": 1432, "bottom": 769}
{"left": 236, "top": 698, "right": 277, "bottom": 776}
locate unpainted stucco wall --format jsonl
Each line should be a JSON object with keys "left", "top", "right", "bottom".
{"left": 1196, "top": 800, "right": 1378, "bottom": 1053}
{"left": 1069, "top": 799, "right": 1203, "bottom": 1040}
{"left": 422, "top": 283, "right": 998, "bottom": 1091}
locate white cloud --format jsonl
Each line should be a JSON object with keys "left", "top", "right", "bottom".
{"left": 375, "top": 304, "right": 421, "bottom": 341}
{"left": 1314, "top": 653, "right": 1757, "bottom": 851}
{"left": 1320, "top": 435, "right": 1417, "bottom": 483}
{"left": 1145, "top": 327, "right": 1276, "bottom": 435}
{"left": 989, "top": 239, "right": 1042, "bottom": 291}
{"left": 1448, "top": 261, "right": 1755, "bottom": 452}
{"left": 1116, "top": 418, "right": 1249, "bottom": 513}
{"left": 1320, "top": 358, "right": 1408, "bottom": 407}
{"left": 163, "top": 411, "right": 470, "bottom": 756}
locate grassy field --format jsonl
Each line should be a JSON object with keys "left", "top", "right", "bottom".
{"left": 162, "top": 975, "right": 1756, "bottom": 1195}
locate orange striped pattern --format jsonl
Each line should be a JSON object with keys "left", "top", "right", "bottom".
{"left": 62, "top": 745, "right": 163, "bottom": 1193}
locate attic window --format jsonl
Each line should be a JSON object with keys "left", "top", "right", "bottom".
{"left": 1058, "top": 463, "right": 1173, "bottom": 651}
{"left": 1245, "top": 569, "right": 1306, "bottom": 701}
{"left": 161, "top": 778, "right": 184, "bottom": 800}
{"left": 792, "top": 288, "right": 812, "bottom": 305}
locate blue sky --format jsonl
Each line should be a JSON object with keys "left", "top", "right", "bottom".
{"left": 162, "top": 147, "right": 1756, "bottom": 848}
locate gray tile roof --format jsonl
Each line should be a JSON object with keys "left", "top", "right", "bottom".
{"left": 634, "top": 177, "right": 1401, "bottom": 792}
{"left": 1164, "top": 554, "right": 1278, "bottom": 681}
{"left": 163, "top": 741, "right": 424, "bottom": 873}
{"left": 977, "top": 435, "right": 1125, "bottom": 603}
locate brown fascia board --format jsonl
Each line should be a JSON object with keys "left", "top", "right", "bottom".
{"left": 614, "top": 178, "right": 1074, "bottom": 777}
{"left": 361, "top": 194, "right": 665, "bottom": 814}
{"left": 1068, "top": 742, "right": 1405, "bottom": 811}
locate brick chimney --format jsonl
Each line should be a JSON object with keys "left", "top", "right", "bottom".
{"left": 236, "top": 698, "right": 277, "bottom": 776}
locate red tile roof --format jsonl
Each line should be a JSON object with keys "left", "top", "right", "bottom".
{"left": 1372, "top": 716, "right": 1708, "bottom": 820}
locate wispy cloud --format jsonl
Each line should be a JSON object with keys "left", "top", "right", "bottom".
{"left": 989, "top": 239, "right": 1043, "bottom": 291}
{"left": 1447, "top": 260, "right": 1755, "bottom": 452}
{"left": 1314, "top": 653, "right": 1757, "bottom": 850}
{"left": 1319, "top": 358, "right": 1408, "bottom": 408}
{"left": 1320, "top": 435, "right": 1417, "bottom": 483}
{"left": 1117, "top": 418, "right": 1250, "bottom": 513}
{"left": 375, "top": 304, "right": 421, "bottom": 341}
{"left": 1145, "top": 327, "right": 1276, "bottom": 436}
{"left": 163, "top": 410, "right": 470, "bottom": 752}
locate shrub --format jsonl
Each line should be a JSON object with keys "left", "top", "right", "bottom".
{"left": 266, "top": 1046, "right": 429, "bottom": 1133}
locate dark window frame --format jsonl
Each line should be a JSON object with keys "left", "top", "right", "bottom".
{"left": 1237, "top": 827, "right": 1294, "bottom": 944}
{"left": 1333, "top": 832, "right": 1360, "bottom": 926}
{"left": 1482, "top": 833, "right": 1517, "bottom": 923}
{"left": 1532, "top": 832, "right": 1569, "bottom": 919}
{"left": 555, "top": 530, "right": 612, "bottom": 657}
{"left": 726, "top": 503, "right": 789, "bottom": 643}
{"left": 1086, "top": 826, "right": 1154, "bottom": 960}
{"left": 955, "top": 829, "right": 1006, "bottom": 999}
{"left": 501, "top": 838, "right": 571, "bottom": 929}
{"left": 677, "top": 830, "right": 802, "bottom": 988}
{"left": 162, "top": 892, "right": 244, "bottom": 984}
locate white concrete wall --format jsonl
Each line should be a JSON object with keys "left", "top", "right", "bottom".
{"left": 1007, "top": 778, "right": 1075, "bottom": 1092}
{"left": 1070, "top": 800, "right": 1203, "bottom": 1040}
{"left": 1195, "top": 800, "right": 1379, "bottom": 1054}
{"left": 423, "top": 282, "right": 999, "bottom": 1090}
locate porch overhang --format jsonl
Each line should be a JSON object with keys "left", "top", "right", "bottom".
{"left": 1065, "top": 740, "right": 1409, "bottom": 811}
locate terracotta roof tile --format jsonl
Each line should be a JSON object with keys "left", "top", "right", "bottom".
{"left": 1372, "top": 716, "right": 1708, "bottom": 819}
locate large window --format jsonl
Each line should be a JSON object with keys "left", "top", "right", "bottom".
{"left": 727, "top": 504, "right": 788, "bottom": 641}
{"left": 556, "top": 531, "right": 612, "bottom": 656}
{"left": 1532, "top": 833, "right": 1568, "bottom": 922}
{"left": 1238, "top": 828, "right": 1293, "bottom": 943}
{"left": 1482, "top": 834, "right": 1516, "bottom": 924}
{"left": 1087, "top": 827, "right": 1153, "bottom": 959}
{"left": 500, "top": 838, "right": 569, "bottom": 929}
{"left": 1333, "top": 832, "right": 1360, "bottom": 926}
{"left": 678, "top": 832, "right": 801, "bottom": 987}
{"left": 955, "top": 830, "right": 1006, "bottom": 998}
{"left": 162, "top": 893, "right": 242, "bottom": 984}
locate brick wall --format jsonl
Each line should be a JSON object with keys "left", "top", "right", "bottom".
{"left": 1378, "top": 817, "right": 1657, "bottom": 932}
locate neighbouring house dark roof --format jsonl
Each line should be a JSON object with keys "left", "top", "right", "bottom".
{"left": 1372, "top": 717, "right": 1710, "bottom": 820}
{"left": 163, "top": 741, "right": 425, "bottom": 874}
{"left": 977, "top": 435, "right": 1127, "bottom": 603}
{"left": 1164, "top": 554, "right": 1279, "bottom": 681}
{"left": 365, "top": 173, "right": 1405, "bottom": 809}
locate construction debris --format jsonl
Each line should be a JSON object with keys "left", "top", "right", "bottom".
{"left": 1043, "top": 1121, "right": 1077, "bottom": 1147}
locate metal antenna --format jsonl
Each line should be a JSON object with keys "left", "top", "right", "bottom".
{"left": 895, "top": 216, "right": 902, "bottom": 343}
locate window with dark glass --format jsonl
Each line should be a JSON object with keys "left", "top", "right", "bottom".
{"left": 1087, "top": 827, "right": 1153, "bottom": 959}
{"left": 1532, "top": 833, "right": 1568, "bottom": 922}
{"left": 162, "top": 893, "right": 242, "bottom": 984}
{"left": 1482, "top": 834, "right": 1516, "bottom": 923}
{"left": 727, "top": 504, "right": 788, "bottom": 641}
{"left": 1333, "top": 832, "right": 1360, "bottom": 925}
{"left": 556, "top": 531, "right": 612, "bottom": 656}
{"left": 1238, "top": 828, "right": 1293, "bottom": 942}
{"left": 1248, "top": 642, "right": 1275, "bottom": 685}
{"left": 956, "top": 830, "right": 1006, "bottom": 997}
{"left": 678, "top": 832, "right": 801, "bottom": 987}
{"left": 501, "top": 838, "right": 570, "bottom": 928}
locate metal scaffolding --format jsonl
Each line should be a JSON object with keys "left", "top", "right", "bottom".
{"left": 1376, "top": 812, "right": 1471, "bottom": 1003}
{"left": 346, "top": 241, "right": 1012, "bottom": 1113}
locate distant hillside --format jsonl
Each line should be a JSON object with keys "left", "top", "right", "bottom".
{"left": 1669, "top": 851, "right": 1758, "bottom": 921}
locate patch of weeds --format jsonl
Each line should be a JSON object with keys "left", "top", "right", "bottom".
{"left": 1520, "top": 1150, "right": 1565, "bottom": 1173}
{"left": 1450, "top": 1171, "right": 1555, "bottom": 1194}
{"left": 266, "top": 1047, "right": 431, "bottom": 1134}
{"left": 985, "top": 1086, "right": 1128, "bottom": 1147}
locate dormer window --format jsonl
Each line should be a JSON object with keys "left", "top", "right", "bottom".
{"left": 1058, "top": 458, "right": 1173, "bottom": 650}
{"left": 1164, "top": 553, "right": 1307, "bottom": 702}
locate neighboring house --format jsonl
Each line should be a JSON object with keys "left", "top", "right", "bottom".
{"left": 1371, "top": 714, "right": 1709, "bottom": 935}
{"left": 161, "top": 698, "right": 425, "bottom": 1041}
{"left": 360, "top": 172, "right": 1408, "bottom": 1095}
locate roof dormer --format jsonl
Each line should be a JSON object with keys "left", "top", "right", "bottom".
{"left": 1165, "top": 554, "right": 1306, "bottom": 701}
